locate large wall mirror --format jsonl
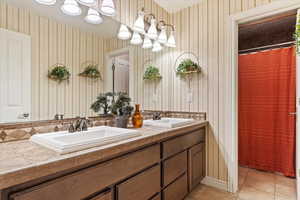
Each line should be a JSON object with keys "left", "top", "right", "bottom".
{"left": 0, "top": 0, "right": 129, "bottom": 124}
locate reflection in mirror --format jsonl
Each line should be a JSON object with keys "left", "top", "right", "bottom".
{"left": 0, "top": 0, "right": 123, "bottom": 124}
{"left": 105, "top": 51, "right": 130, "bottom": 95}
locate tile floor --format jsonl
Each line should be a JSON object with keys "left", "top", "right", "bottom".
{"left": 186, "top": 166, "right": 296, "bottom": 200}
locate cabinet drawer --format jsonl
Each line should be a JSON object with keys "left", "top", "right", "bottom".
{"left": 163, "top": 173, "right": 188, "bottom": 200}
{"left": 10, "top": 145, "right": 160, "bottom": 200}
{"left": 163, "top": 128, "right": 205, "bottom": 158}
{"left": 117, "top": 165, "right": 161, "bottom": 200}
{"left": 150, "top": 194, "right": 161, "bottom": 200}
{"left": 163, "top": 151, "right": 187, "bottom": 186}
{"left": 89, "top": 190, "right": 112, "bottom": 200}
{"left": 188, "top": 143, "right": 205, "bottom": 191}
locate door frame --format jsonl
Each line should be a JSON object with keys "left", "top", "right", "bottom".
{"left": 227, "top": 0, "right": 300, "bottom": 194}
{"left": 105, "top": 47, "right": 132, "bottom": 96}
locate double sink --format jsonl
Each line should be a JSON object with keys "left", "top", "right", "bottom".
{"left": 30, "top": 118, "right": 195, "bottom": 154}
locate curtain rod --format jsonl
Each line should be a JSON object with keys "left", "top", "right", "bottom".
{"left": 239, "top": 41, "right": 295, "bottom": 54}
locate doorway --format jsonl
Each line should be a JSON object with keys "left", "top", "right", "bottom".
{"left": 227, "top": 0, "right": 300, "bottom": 196}
{"left": 105, "top": 48, "right": 130, "bottom": 95}
{"left": 237, "top": 11, "right": 296, "bottom": 199}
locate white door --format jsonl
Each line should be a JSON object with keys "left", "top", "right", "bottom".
{"left": 0, "top": 28, "right": 31, "bottom": 123}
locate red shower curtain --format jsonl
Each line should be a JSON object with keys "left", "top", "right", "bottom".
{"left": 238, "top": 46, "right": 296, "bottom": 177}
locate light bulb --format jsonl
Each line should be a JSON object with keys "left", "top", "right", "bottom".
{"left": 133, "top": 11, "right": 145, "bottom": 34}
{"left": 35, "top": 0, "right": 56, "bottom": 5}
{"left": 118, "top": 24, "right": 131, "bottom": 40}
{"left": 61, "top": 0, "right": 82, "bottom": 16}
{"left": 130, "top": 32, "right": 143, "bottom": 45}
{"left": 142, "top": 36, "right": 153, "bottom": 49}
{"left": 101, "top": 0, "right": 116, "bottom": 16}
{"left": 85, "top": 8, "right": 103, "bottom": 24}
{"left": 158, "top": 26, "right": 167, "bottom": 44}
{"left": 152, "top": 41, "right": 162, "bottom": 52}
{"left": 165, "top": 31, "right": 176, "bottom": 48}
{"left": 147, "top": 18, "right": 158, "bottom": 40}
{"left": 77, "top": 0, "right": 96, "bottom": 6}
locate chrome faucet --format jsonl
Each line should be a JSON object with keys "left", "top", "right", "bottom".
{"left": 69, "top": 117, "right": 90, "bottom": 133}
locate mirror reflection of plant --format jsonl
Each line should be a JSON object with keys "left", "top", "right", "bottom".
{"left": 110, "top": 92, "right": 133, "bottom": 116}
{"left": 79, "top": 64, "right": 102, "bottom": 79}
{"left": 48, "top": 64, "right": 71, "bottom": 83}
{"left": 90, "top": 92, "right": 114, "bottom": 115}
{"left": 176, "top": 59, "right": 201, "bottom": 76}
{"left": 90, "top": 92, "right": 133, "bottom": 116}
{"left": 143, "top": 65, "right": 162, "bottom": 81}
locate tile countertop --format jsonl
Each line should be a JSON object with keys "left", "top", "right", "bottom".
{"left": 0, "top": 121, "right": 207, "bottom": 190}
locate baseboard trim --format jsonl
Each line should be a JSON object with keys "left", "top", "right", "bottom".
{"left": 201, "top": 176, "right": 228, "bottom": 192}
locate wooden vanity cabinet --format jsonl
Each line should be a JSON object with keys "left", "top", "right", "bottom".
{"left": 4, "top": 126, "right": 206, "bottom": 200}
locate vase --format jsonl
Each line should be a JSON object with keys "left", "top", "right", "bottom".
{"left": 115, "top": 116, "right": 129, "bottom": 128}
{"left": 132, "top": 104, "right": 143, "bottom": 128}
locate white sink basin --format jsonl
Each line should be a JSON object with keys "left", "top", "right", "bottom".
{"left": 143, "top": 118, "right": 194, "bottom": 128}
{"left": 30, "top": 126, "right": 141, "bottom": 154}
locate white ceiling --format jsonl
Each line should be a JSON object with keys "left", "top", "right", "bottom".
{"left": 7, "top": 0, "right": 120, "bottom": 38}
{"left": 154, "top": 0, "right": 204, "bottom": 13}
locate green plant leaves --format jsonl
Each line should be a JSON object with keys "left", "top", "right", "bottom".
{"left": 143, "top": 65, "right": 162, "bottom": 81}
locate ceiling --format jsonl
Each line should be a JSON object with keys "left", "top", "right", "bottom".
{"left": 154, "top": 0, "right": 203, "bottom": 13}
{"left": 7, "top": 0, "right": 120, "bottom": 38}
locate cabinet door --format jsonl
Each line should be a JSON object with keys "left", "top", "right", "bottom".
{"left": 163, "top": 173, "right": 188, "bottom": 200}
{"left": 188, "top": 143, "right": 205, "bottom": 191}
{"left": 89, "top": 190, "right": 112, "bottom": 200}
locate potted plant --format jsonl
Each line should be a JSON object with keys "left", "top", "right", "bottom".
{"left": 143, "top": 65, "right": 162, "bottom": 81}
{"left": 79, "top": 64, "right": 102, "bottom": 79}
{"left": 90, "top": 92, "right": 114, "bottom": 116}
{"left": 48, "top": 64, "right": 71, "bottom": 83}
{"left": 110, "top": 92, "right": 134, "bottom": 128}
{"left": 176, "top": 59, "right": 201, "bottom": 76}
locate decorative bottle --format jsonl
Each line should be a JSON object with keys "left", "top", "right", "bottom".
{"left": 132, "top": 104, "right": 143, "bottom": 128}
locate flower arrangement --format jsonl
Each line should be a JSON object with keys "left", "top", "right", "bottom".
{"left": 79, "top": 64, "right": 102, "bottom": 79}
{"left": 143, "top": 65, "right": 162, "bottom": 81}
{"left": 295, "top": 10, "right": 300, "bottom": 54}
{"left": 48, "top": 64, "right": 71, "bottom": 83}
{"left": 176, "top": 59, "right": 201, "bottom": 76}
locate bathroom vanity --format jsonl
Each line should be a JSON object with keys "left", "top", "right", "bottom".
{"left": 0, "top": 121, "right": 207, "bottom": 200}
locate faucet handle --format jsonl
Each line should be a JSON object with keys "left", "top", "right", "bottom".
{"left": 68, "top": 123, "right": 76, "bottom": 133}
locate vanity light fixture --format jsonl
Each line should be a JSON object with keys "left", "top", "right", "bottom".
{"left": 130, "top": 32, "right": 143, "bottom": 45}
{"left": 142, "top": 36, "right": 153, "bottom": 49}
{"left": 165, "top": 30, "right": 176, "bottom": 48}
{"left": 77, "top": 0, "right": 96, "bottom": 6}
{"left": 100, "top": 0, "right": 116, "bottom": 16}
{"left": 61, "top": 0, "right": 82, "bottom": 16}
{"left": 85, "top": 8, "right": 103, "bottom": 24}
{"left": 133, "top": 11, "right": 146, "bottom": 34}
{"left": 35, "top": 0, "right": 56, "bottom": 5}
{"left": 147, "top": 18, "right": 158, "bottom": 40}
{"left": 118, "top": 24, "right": 132, "bottom": 40}
{"left": 152, "top": 41, "right": 162, "bottom": 52}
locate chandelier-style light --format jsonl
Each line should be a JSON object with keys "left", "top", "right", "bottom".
{"left": 152, "top": 41, "right": 162, "bottom": 52}
{"left": 130, "top": 32, "right": 143, "bottom": 45}
{"left": 61, "top": 0, "right": 82, "bottom": 16}
{"left": 147, "top": 18, "right": 158, "bottom": 40}
{"left": 142, "top": 36, "right": 153, "bottom": 49}
{"left": 118, "top": 24, "right": 132, "bottom": 40}
{"left": 165, "top": 31, "right": 176, "bottom": 48}
{"left": 158, "top": 26, "right": 168, "bottom": 44}
{"left": 34, "top": 0, "right": 115, "bottom": 25}
{"left": 85, "top": 8, "right": 103, "bottom": 24}
{"left": 133, "top": 11, "right": 145, "bottom": 34}
{"left": 116, "top": 8, "right": 176, "bottom": 52}
{"left": 35, "top": 0, "right": 56, "bottom": 5}
{"left": 77, "top": 0, "right": 96, "bottom": 6}
{"left": 101, "top": 0, "right": 116, "bottom": 16}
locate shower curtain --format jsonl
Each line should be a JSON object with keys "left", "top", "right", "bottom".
{"left": 238, "top": 46, "right": 296, "bottom": 177}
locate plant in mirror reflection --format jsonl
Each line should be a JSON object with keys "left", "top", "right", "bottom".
{"left": 143, "top": 65, "right": 162, "bottom": 81}
{"left": 90, "top": 92, "right": 113, "bottom": 115}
